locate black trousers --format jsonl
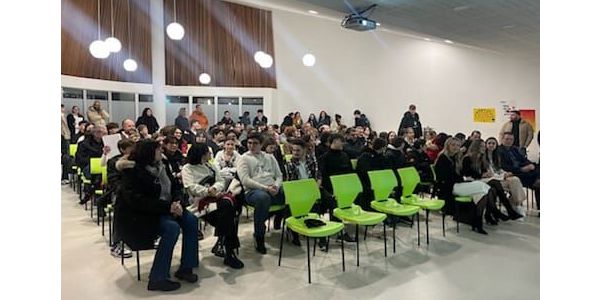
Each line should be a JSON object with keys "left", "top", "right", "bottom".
{"left": 204, "top": 198, "right": 240, "bottom": 250}
{"left": 61, "top": 136, "right": 70, "bottom": 180}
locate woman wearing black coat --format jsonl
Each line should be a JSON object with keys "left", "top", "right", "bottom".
{"left": 136, "top": 107, "right": 160, "bottom": 134}
{"left": 434, "top": 137, "right": 494, "bottom": 234}
{"left": 317, "top": 110, "right": 331, "bottom": 128}
{"left": 117, "top": 139, "right": 198, "bottom": 292}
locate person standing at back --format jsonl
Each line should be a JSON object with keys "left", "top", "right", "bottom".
{"left": 67, "top": 106, "right": 85, "bottom": 139}
{"left": 399, "top": 104, "right": 423, "bottom": 139}
{"left": 87, "top": 100, "right": 110, "bottom": 126}
{"left": 136, "top": 108, "right": 160, "bottom": 135}
{"left": 189, "top": 105, "right": 209, "bottom": 130}
{"left": 499, "top": 110, "right": 534, "bottom": 156}
{"left": 61, "top": 104, "right": 71, "bottom": 185}
{"left": 175, "top": 107, "right": 190, "bottom": 133}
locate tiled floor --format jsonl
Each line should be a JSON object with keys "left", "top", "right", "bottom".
{"left": 61, "top": 185, "right": 539, "bottom": 300}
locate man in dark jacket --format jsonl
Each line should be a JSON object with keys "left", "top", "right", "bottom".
{"left": 399, "top": 104, "right": 423, "bottom": 139}
{"left": 353, "top": 110, "right": 370, "bottom": 128}
{"left": 355, "top": 138, "right": 393, "bottom": 209}
{"left": 343, "top": 127, "right": 365, "bottom": 159}
{"left": 252, "top": 109, "right": 268, "bottom": 127}
{"left": 75, "top": 125, "right": 107, "bottom": 204}
{"left": 175, "top": 107, "right": 190, "bottom": 133}
{"left": 498, "top": 132, "right": 540, "bottom": 209}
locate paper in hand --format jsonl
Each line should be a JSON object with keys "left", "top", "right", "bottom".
{"left": 102, "top": 134, "right": 122, "bottom": 159}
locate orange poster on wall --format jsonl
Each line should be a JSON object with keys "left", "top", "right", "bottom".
{"left": 520, "top": 109, "right": 536, "bottom": 131}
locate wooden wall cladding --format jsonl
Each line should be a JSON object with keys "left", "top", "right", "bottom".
{"left": 164, "top": 0, "right": 277, "bottom": 88}
{"left": 61, "top": 0, "right": 152, "bottom": 83}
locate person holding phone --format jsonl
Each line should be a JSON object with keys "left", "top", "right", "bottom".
{"left": 118, "top": 139, "right": 199, "bottom": 292}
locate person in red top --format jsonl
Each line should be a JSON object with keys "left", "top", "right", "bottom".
{"left": 425, "top": 132, "right": 449, "bottom": 162}
{"left": 189, "top": 105, "right": 209, "bottom": 130}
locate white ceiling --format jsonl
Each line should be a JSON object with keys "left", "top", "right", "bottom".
{"left": 253, "top": 0, "right": 539, "bottom": 61}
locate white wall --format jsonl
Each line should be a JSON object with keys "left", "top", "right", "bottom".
{"left": 269, "top": 8, "right": 540, "bottom": 158}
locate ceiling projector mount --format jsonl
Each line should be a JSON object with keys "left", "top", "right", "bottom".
{"left": 341, "top": 4, "right": 378, "bottom": 31}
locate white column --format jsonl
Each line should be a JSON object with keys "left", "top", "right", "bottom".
{"left": 150, "top": 0, "right": 167, "bottom": 127}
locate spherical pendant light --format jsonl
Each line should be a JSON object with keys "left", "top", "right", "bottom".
{"left": 254, "top": 51, "right": 266, "bottom": 63}
{"left": 123, "top": 58, "right": 138, "bottom": 71}
{"left": 199, "top": 73, "right": 211, "bottom": 84}
{"left": 89, "top": 40, "right": 110, "bottom": 59}
{"left": 259, "top": 53, "right": 273, "bottom": 68}
{"left": 166, "top": 22, "right": 185, "bottom": 40}
{"left": 105, "top": 37, "right": 122, "bottom": 53}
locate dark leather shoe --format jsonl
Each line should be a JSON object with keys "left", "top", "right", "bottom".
{"left": 147, "top": 280, "right": 181, "bottom": 291}
{"left": 211, "top": 240, "right": 225, "bottom": 258}
{"left": 255, "top": 236, "right": 267, "bottom": 254}
{"left": 174, "top": 268, "right": 198, "bottom": 283}
{"left": 224, "top": 253, "right": 245, "bottom": 269}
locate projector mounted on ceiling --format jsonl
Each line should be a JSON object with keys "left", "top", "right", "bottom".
{"left": 341, "top": 4, "right": 378, "bottom": 32}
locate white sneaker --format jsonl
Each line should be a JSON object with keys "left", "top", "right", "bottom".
{"left": 61, "top": 179, "right": 70, "bottom": 185}
{"left": 111, "top": 244, "right": 132, "bottom": 258}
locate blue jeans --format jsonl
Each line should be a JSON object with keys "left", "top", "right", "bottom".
{"left": 245, "top": 189, "right": 285, "bottom": 238}
{"left": 149, "top": 211, "right": 199, "bottom": 282}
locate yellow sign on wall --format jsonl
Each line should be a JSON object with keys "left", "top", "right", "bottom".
{"left": 473, "top": 108, "right": 496, "bottom": 123}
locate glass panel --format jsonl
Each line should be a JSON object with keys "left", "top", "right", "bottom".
{"left": 62, "top": 87, "right": 83, "bottom": 99}
{"left": 85, "top": 90, "right": 109, "bottom": 122}
{"left": 241, "top": 97, "right": 264, "bottom": 125}
{"left": 166, "top": 96, "right": 189, "bottom": 127}
{"left": 111, "top": 92, "right": 136, "bottom": 125}
{"left": 139, "top": 94, "right": 153, "bottom": 102}
{"left": 192, "top": 97, "right": 215, "bottom": 127}
{"left": 217, "top": 97, "right": 240, "bottom": 125}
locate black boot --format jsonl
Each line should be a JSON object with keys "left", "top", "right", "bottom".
{"left": 255, "top": 236, "right": 267, "bottom": 254}
{"left": 148, "top": 280, "right": 181, "bottom": 291}
{"left": 224, "top": 246, "right": 244, "bottom": 269}
{"left": 471, "top": 217, "right": 488, "bottom": 235}
{"left": 484, "top": 211, "right": 498, "bottom": 225}
{"left": 273, "top": 214, "right": 283, "bottom": 230}
{"left": 287, "top": 229, "right": 301, "bottom": 246}
{"left": 174, "top": 268, "right": 198, "bottom": 283}
{"left": 493, "top": 209, "right": 510, "bottom": 221}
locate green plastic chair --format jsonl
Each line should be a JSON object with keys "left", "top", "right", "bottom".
{"left": 88, "top": 158, "right": 103, "bottom": 221}
{"left": 69, "top": 144, "right": 78, "bottom": 157}
{"left": 331, "top": 174, "right": 387, "bottom": 264}
{"left": 284, "top": 154, "right": 292, "bottom": 162}
{"left": 351, "top": 159, "right": 358, "bottom": 170}
{"left": 397, "top": 167, "right": 446, "bottom": 244}
{"left": 368, "top": 170, "right": 421, "bottom": 251}
{"left": 279, "top": 179, "right": 345, "bottom": 284}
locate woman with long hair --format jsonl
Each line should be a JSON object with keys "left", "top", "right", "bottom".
{"left": 317, "top": 110, "right": 331, "bottom": 128}
{"left": 462, "top": 139, "right": 522, "bottom": 224}
{"left": 181, "top": 143, "right": 244, "bottom": 269}
{"left": 118, "top": 139, "right": 199, "bottom": 291}
{"left": 136, "top": 107, "right": 160, "bottom": 134}
{"left": 484, "top": 137, "right": 527, "bottom": 216}
{"left": 434, "top": 137, "right": 495, "bottom": 234}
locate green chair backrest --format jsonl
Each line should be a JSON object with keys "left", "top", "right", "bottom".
{"left": 351, "top": 159, "right": 358, "bottom": 170}
{"left": 330, "top": 174, "right": 363, "bottom": 209}
{"left": 397, "top": 167, "right": 421, "bottom": 197}
{"left": 284, "top": 154, "right": 292, "bottom": 162}
{"left": 367, "top": 169, "right": 398, "bottom": 201}
{"left": 279, "top": 144, "right": 285, "bottom": 154}
{"left": 430, "top": 164, "right": 437, "bottom": 182}
{"left": 69, "top": 144, "right": 78, "bottom": 157}
{"left": 90, "top": 158, "right": 103, "bottom": 175}
{"left": 282, "top": 179, "right": 320, "bottom": 217}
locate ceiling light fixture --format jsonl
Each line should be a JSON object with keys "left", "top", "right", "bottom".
{"left": 166, "top": 0, "right": 184, "bottom": 40}
{"left": 89, "top": 0, "right": 109, "bottom": 59}
{"left": 255, "top": 9, "right": 273, "bottom": 68}
{"left": 199, "top": 73, "right": 211, "bottom": 85}
{"left": 424, "top": 38, "right": 431, "bottom": 41}
{"left": 123, "top": 0, "right": 137, "bottom": 72}
{"left": 105, "top": 0, "right": 121, "bottom": 53}
{"left": 308, "top": 10, "right": 318, "bottom": 15}
{"left": 302, "top": 53, "right": 316, "bottom": 67}
{"left": 444, "top": 39, "right": 454, "bottom": 44}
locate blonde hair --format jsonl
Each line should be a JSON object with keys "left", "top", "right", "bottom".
{"left": 437, "top": 137, "right": 462, "bottom": 174}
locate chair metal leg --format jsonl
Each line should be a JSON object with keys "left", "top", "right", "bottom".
{"left": 101, "top": 213, "right": 105, "bottom": 236}
{"left": 355, "top": 224, "right": 360, "bottom": 267}
{"left": 108, "top": 211, "right": 112, "bottom": 246}
{"left": 364, "top": 225, "right": 368, "bottom": 241}
{"left": 313, "top": 238, "right": 317, "bottom": 257}
{"left": 278, "top": 224, "right": 285, "bottom": 266}
{"left": 136, "top": 251, "right": 141, "bottom": 281}
{"left": 393, "top": 221, "right": 396, "bottom": 253}
{"left": 340, "top": 231, "right": 345, "bottom": 272}
{"left": 442, "top": 213, "right": 446, "bottom": 237}
{"left": 416, "top": 213, "right": 420, "bottom": 246}
{"left": 426, "top": 210, "right": 430, "bottom": 245}
{"left": 121, "top": 241, "right": 124, "bottom": 265}
{"left": 306, "top": 236, "right": 311, "bottom": 284}
{"left": 455, "top": 202, "right": 460, "bottom": 233}
{"left": 383, "top": 222, "right": 387, "bottom": 257}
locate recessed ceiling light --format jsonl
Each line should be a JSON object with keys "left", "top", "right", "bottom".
{"left": 308, "top": 10, "right": 318, "bottom": 15}
{"left": 444, "top": 39, "right": 454, "bottom": 44}
{"left": 424, "top": 38, "right": 431, "bottom": 41}
{"left": 453, "top": 5, "right": 470, "bottom": 12}
{"left": 502, "top": 25, "right": 515, "bottom": 29}
{"left": 376, "top": 22, "right": 381, "bottom": 26}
